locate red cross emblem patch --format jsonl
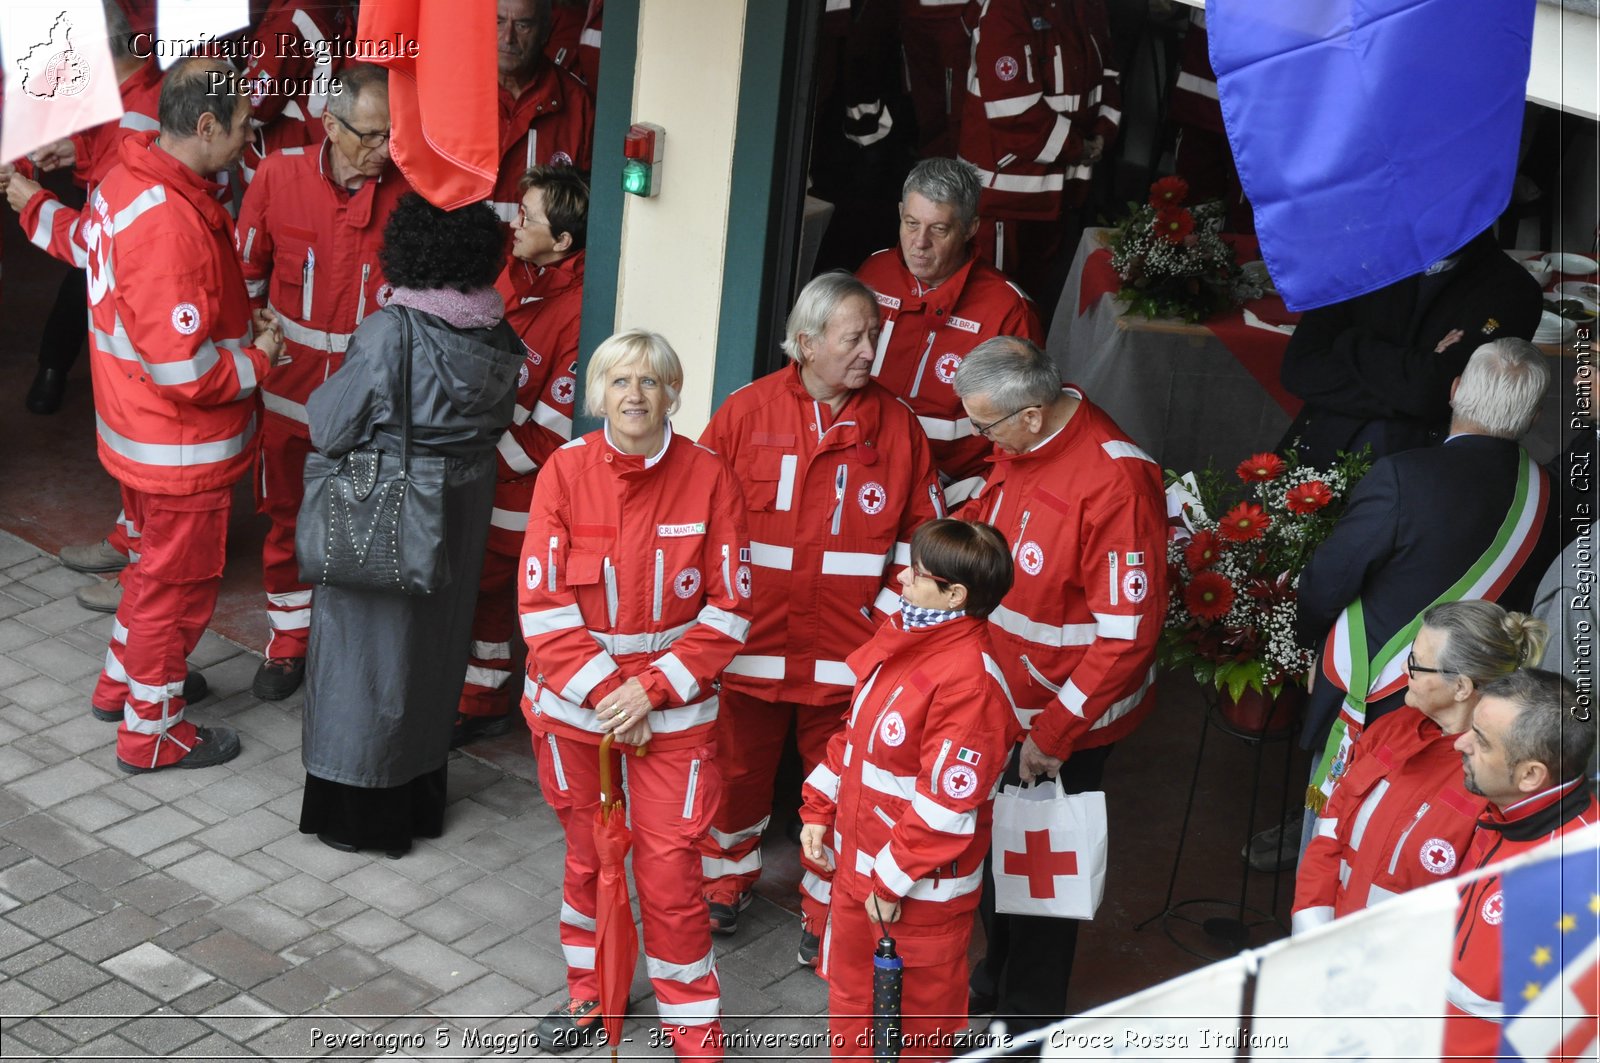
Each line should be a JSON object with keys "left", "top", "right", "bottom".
{"left": 941, "top": 763, "right": 978, "bottom": 799}
{"left": 674, "top": 567, "right": 702, "bottom": 599}
{"left": 552, "top": 376, "right": 576, "bottom": 404}
{"left": 858, "top": 482, "right": 887, "bottom": 515}
{"left": 934, "top": 353, "right": 962, "bottom": 383}
{"left": 879, "top": 711, "right": 906, "bottom": 747}
{"left": 1419, "top": 837, "right": 1457, "bottom": 875}
{"left": 735, "top": 564, "right": 752, "bottom": 599}
{"left": 1019, "top": 540, "right": 1044, "bottom": 576}
{"left": 525, "top": 555, "right": 542, "bottom": 589}
{"left": 1122, "top": 568, "right": 1148, "bottom": 603}
{"left": 170, "top": 302, "right": 201, "bottom": 336}
{"left": 995, "top": 55, "right": 1019, "bottom": 81}
{"left": 1480, "top": 889, "right": 1504, "bottom": 926}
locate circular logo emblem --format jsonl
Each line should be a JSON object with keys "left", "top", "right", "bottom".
{"left": 674, "top": 567, "right": 702, "bottom": 599}
{"left": 552, "top": 376, "right": 576, "bottom": 405}
{"left": 248, "top": 73, "right": 270, "bottom": 107}
{"left": 942, "top": 764, "right": 978, "bottom": 799}
{"left": 879, "top": 711, "right": 906, "bottom": 747}
{"left": 43, "top": 50, "right": 91, "bottom": 96}
{"left": 858, "top": 482, "right": 887, "bottom": 515}
{"left": 377, "top": 283, "right": 395, "bottom": 306}
{"left": 1122, "top": 568, "right": 1148, "bottom": 603}
{"left": 549, "top": 150, "right": 575, "bottom": 167}
{"left": 1420, "top": 838, "right": 1457, "bottom": 876}
{"left": 524, "top": 555, "right": 542, "bottom": 589}
{"left": 995, "top": 55, "right": 1019, "bottom": 82}
{"left": 170, "top": 302, "right": 201, "bottom": 335}
{"left": 934, "top": 352, "right": 962, "bottom": 384}
{"left": 517, "top": 362, "right": 530, "bottom": 389}
{"left": 735, "top": 564, "right": 752, "bottom": 599}
{"left": 1019, "top": 541, "right": 1044, "bottom": 576}
{"left": 1480, "top": 889, "right": 1504, "bottom": 926}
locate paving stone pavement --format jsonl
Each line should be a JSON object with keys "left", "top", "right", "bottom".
{"left": 0, "top": 532, "right": 831, "bottom": 1060}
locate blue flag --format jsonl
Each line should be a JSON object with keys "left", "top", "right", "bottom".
{"left": 1208, "top": 0, "right": 1536, "bottom": 311}
{"left": 1500, "top": 838, "right": 1600, "bottom": 1060}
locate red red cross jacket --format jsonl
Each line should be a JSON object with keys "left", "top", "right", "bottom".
{"left": 1293, "top": 707, "right": 1488, "bottom": 934}
{"left": 518, "top": 426, "right": 754, "bottom": 751}
{"left": 1166, "top": 7, "right": 1221, "bottom": 135}
{"left": 237, "top": 145, "right": 408, "bottom": 437}
{"left": 699, "top": 366, "right": 944, "bottom": 706}
{"left": 801, "top": 614, "right": 1019, "bottom": 907}
{"left": 68, "top": 59, "right": 162, "bottom": 189}
{"left": 30, "top": 133, "right": 272, "bottom": 494}
{"left": 957, "top": 388, "right": 1166, "bottom": 757}
{"left": 491, "top": 65, "right": 595, "bottom": 225}
{"left": 485, "top": 252, "right": 583, "bottom": 553}
{"left": 545, "top": 0, "right": 603, "bottom": 96}
{"left": 956, "top": 0, "right": 1121, "bottom": 221}
{"left": 856, "top": 247, "right": 1041, "bottom": 489}
{"left": 236, "top": 1, "right": 351, "bottom": 187}
{"left": 1446, "top": 778, "right": 1599, "bottom": 1062}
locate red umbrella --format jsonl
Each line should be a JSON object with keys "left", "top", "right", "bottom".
{"left": 593, "top": 733, "right": 640, "bottom": 1052}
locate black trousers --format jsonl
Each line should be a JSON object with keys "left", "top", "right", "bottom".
{"left": 972, "top": 741, "right": 1115, "bottom": 1035}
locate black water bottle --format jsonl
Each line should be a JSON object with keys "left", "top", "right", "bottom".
{"left": 872, "top": 935, "right": 903, "bottom": 1062}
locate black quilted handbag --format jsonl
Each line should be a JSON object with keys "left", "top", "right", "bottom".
{"left": 296, "top": 311, "right": 450, "bottom": 595}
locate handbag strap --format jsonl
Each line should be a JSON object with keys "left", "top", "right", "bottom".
{"left": 397, "top": 307, "right": 414, "bottom": 476}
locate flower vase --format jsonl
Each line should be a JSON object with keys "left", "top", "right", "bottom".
{"left": 1217, "top": 685, "right": 1304, "bottom": 736}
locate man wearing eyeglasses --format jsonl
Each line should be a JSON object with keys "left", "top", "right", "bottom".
{"left": 952, "top": 337, "right": 1167, "bottom": 1033}
{"left": 491, "top": 0, "right": 594, "bottom": 228}
{"left": 237, "top": 64, "right": 409, "bottom": 701}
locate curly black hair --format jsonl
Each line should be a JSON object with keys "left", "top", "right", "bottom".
{"left": 379, "top": 194, "right": 505, "bottom": 292}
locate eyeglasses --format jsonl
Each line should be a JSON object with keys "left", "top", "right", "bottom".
{"left": 971, "top": 405, "right": 1038, "bottom": 438}
{"left": 515, "top": 204, "right": 549, "bottom": 229}
{"left": 1406, "top": 652, "right": 1455, "bottom": 679}
{"left": 334, "top": 114, "right": 391, "bottom": 149}
{"left": 911, "top": 565, "right": 951, "bottom": 589}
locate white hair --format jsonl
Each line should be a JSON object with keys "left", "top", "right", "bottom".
{"left": 1450, "top": 338, "right": 1549, "bottom": 439}
{"left": 583, "top": 330, "right": 683, "bottom": 418}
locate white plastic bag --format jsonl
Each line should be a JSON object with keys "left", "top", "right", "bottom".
{"left": 991, "top": 779, "right": 1108, "bottom": 919}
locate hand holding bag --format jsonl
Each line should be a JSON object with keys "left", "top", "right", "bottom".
{"left": 296, "top": 310, "right": 451, "bottom": 595}
{"left": 990, "top": 777, "right": 1108, "bottom": 920}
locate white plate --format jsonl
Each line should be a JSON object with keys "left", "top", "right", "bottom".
{"left": 1555, "top": 281, "right": 1600, "bottom": 311}
{"left": 1534, "top": 311, "right": 1577, "bottom": 343}
{"left": 1240, "top": 260, "right": 1275, "bottom": 293}
{"left": 1543, "top": 252, "right": 1600, "bottom": 275}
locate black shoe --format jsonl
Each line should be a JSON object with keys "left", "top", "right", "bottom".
{"left": 317, "top": 832, "right": 359, "bottom": 853}
{"left": 533, "top": 999, "right": 604, "bottom": 1052}
{"left": 1243, "top": 811, "right": 1303, "bottom": 873}
{"left": 92, "top": 672, "right": 209, "bottom": 722}
{"left": 450, "top": 712, "right": 515, "bottom": 750}
{"left": 968, "top": 970, "right": 998, "bottom": 1014}
{"left": 25, "top": 367, "right": 67, "bottom": 415}
{"left": 252, "top": 657, "right": 305, "bottom": 700}
{"left": 707, "top": 891, "right": 752, "bottom": 935}
{"left": 797, "top": 927, "right": 820, "bottom": 967}
{"left": 117, "top": 725, "right": 241, "bottom": 773}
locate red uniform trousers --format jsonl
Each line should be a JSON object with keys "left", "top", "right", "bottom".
{"left": 534, "top": 726, "right": 726, "bottom": 1061}
{"left": 253, "top": 417, "right": 314, "bottom": 659}
{"left": 458, "top": 546, "right": 522, "bottom": 718}
{"left": 700, "top": 689, "right": 846, "bottom": 935}
{"left": 108, "top": 508, "right": 136, "bottom": 558}
{"left": 92, "top": 484, "right": 230, "bottom": 769}
{"left": 821, "top": 894, "right": 972, "bottom": 1061}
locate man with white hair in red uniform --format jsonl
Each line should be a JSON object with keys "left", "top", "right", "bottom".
{"left": 237, "top": 63, "right": 407, "bottom": 700}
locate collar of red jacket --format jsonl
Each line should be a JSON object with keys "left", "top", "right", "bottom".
{"left": 846, "top": 613, "right": 986, "bottom": 680}
{"left": 890, "top": 248, "right": 979, "bottom": 311}
{"left": 118, "top": 131, "right": 230, "bottom": 230}
{"left": 598, "top": 421, "right": 675, "bottom": 472}
{"left": 501, "top": 249, "right": 586, "bottom": 303}
{"left": 778, "top": 363, "right": 895, "bottom": 445}
{"left": 501, "top": 60, "right": 575, "bottom": 118}
{"left": 1480, "top": 776, "right": 1594, "bottom": 842}
{"left": 984, "top": 386, "right": 1088, "bottom": 469}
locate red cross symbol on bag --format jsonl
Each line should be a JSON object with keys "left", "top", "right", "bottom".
{"left": 1002, "top": 828, "right": 1079, "bottom": 898}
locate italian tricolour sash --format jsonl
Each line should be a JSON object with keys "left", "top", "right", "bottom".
{"left": 1306, "top": 450, "right": 1545, "bottom": 813}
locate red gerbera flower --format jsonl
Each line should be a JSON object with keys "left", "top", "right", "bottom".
{"left": 1235, "top": 452, "right": 1287, "bottom": 483}
{"left": 1285, "top": 479, "right": 1334, "bottom": 514}
{"left": 1218, "top": 502, "right": 1271, "bottom": 542}
{"left": 1154, "top": 207, "right": 1194, "bottom": 244}
{"left": 1183, "top": 530, "right": 1221, "bottom": 571}
{"left": 1184, "top": 571, "right": 1235, "bottom": 621}
{"left": 1149, "top": 175, "right": 1188, "bottom": 209}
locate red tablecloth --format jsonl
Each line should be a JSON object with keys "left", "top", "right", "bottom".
{"left": 1078, "top": 234, "right": 1304, "bottom": 416}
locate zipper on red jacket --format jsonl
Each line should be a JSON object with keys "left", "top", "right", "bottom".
{"left": 1387, "top": 801, "right": 1431, "bottom": 876}
{"left": 831, "top": 464, "right": 849, "bottom": 535}
{"left": 909, "top": 333, "right": 936, "bottom": 399}
{"left": 866, "top": 686, "right": 904, "bottom": 755}
{"left": 652, "top": 549, "right": 664, "bottom": 621}
{"left": 1011, "top": 511, "right": 1032, "bottom": 559}
{"left": 604, "top": 557, "right": 618, "bottom": 627}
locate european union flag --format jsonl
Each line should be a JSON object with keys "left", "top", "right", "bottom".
{"left": 1501, "top": 841, "right": 1600, "bottom": 1061}
{"left": 1208, "top": 0, "right": 1536, "bottom": 311}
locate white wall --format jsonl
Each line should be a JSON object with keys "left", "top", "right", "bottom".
{"left": 613, "top": 0, "right": 748, "bottom": 437}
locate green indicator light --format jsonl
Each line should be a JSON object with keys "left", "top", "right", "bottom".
{"left": 621, "top": 159, "right": 653, "bottom": 197}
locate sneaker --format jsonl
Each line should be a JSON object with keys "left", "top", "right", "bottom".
{"left": 450, "top": 712, "right": 515, "bottom": 750}
{"left": 251, "top": 657, "right": 305, "bottom": 701}
{"left": 707, "top": 891, "right": 753, "bottom": 935}
{"left": 75, "top": 576, "right": 122, "bottom": 613}
{"left": 1242, "top": 810, "right": 1304, "bottom": 873}
{"left": 59, "top": 538, "right": 126, "bottom": 573}
{"left": 797, "top": 927, "right": 820, "bottom": 967}
{"left": 533, "top": 998, "right": 604, "bottom": 1052}
{"left": 116, "top": 724, "right": 241, "bottom": 773}
{"left": 92, "top": 672, "right": 209, "bottom": 722}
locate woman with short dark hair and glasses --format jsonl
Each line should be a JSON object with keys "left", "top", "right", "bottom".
{"left": 798, "top": 518, "right": 1020, "bottom": 1060}
{"left": 1292, "top": 599, "right": 1547, "bottom": 934}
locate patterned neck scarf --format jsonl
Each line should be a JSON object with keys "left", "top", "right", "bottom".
{"left": 899, "top": 597, "right": 965, "bottom": 630}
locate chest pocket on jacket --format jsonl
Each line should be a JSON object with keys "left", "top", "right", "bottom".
{"left": 740, "top": 436, "right": 797, "bottom": 513}
{"left": 274, "top": 226, "right": 318, "bottom": 320}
